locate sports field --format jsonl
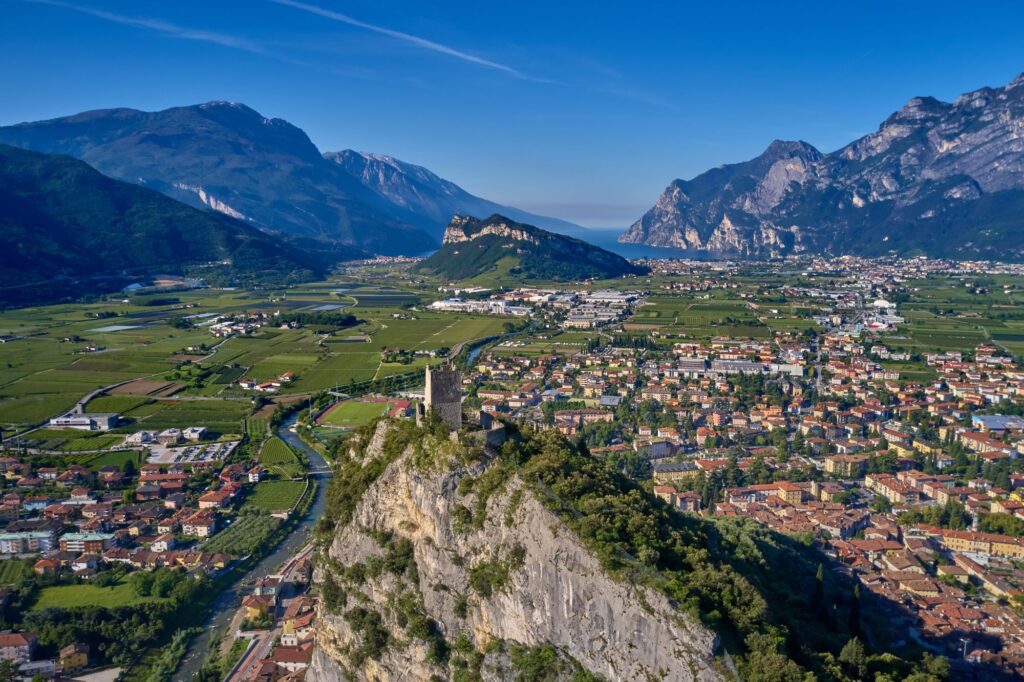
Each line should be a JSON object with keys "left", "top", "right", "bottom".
{"left": 317, "top": 399, "right": 390, "bottom": 428}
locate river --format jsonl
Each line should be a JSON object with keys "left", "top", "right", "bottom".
{"left": 174, "top": 416, "right": 332, "bottom": 681}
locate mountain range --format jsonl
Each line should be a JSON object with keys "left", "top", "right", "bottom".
{"left": 0, "top": 143, "right": 326, "bottom": 306}
{"left": 621, "top": 72, "right": 1024, "bottom": 260}
{"left": 415, "top": 214, "right": 644, "bottom": 281}
{"left": 0, "top": 102, "right": 584, "bottom": 257}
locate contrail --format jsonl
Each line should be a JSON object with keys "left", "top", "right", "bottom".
{"left": 269, "top": 0, "right": 522, "bottom": 76}
{"left": 21, "top": 0, "right": 303, "bottom": 64}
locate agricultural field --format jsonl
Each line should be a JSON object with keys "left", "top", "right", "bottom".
{"left": 0, "top": 559, "right": 31, "bottom": 586}
{"left": 86, "top": 449, "right": 143, "bottom": 470}
{"left": 0, "top": 289, "right": 265, "bottom": 429}
{"left": 13, "top": 428, "right": 124, "bottom": 453}
{"left": 132, "top": 399, "right": 250, "bottom": 436}
{"left": 0, "top": 281, "right": 515, "bottom": 436}
{"left": 258, "top": 436, "right": 304, "bottom": 478}
{"left": 203, "top": 510, "right": 282, "bottom": 556}
{"left": 881, "top": 278, "right": 1024, "bottom": 356}
{"left": 490, "top": 331, "right": 600, "bottom": 357}
{"left": 245, "top": 416, "right": 268, "bottom": 438}
{"left": 244, "top": 480, "right": 306, "bottom": 512}
{"left": 631, "top": 295, "right": 771, "bottom": 339}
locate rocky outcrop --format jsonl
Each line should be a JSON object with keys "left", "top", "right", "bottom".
{"left": 416, "top": 214, "right": 643, "bottom": 280}
{"left": 309, "top": 423, "right": 723, "bottom": 681}
{"left": 621, "top": 72, "right": 1024, "bottom": 261}
{"left": 441, "top": 214, "right": 541, "bottom": 246}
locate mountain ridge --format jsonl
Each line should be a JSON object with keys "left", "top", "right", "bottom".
{"left": 0, "top": 102, "right": 584, "bottom": 255}
{"left": 311, "top": 418, "right": 891, "bottom": 680}
{"left": 620, "top": 71, "right": 1024, "bottom": 260}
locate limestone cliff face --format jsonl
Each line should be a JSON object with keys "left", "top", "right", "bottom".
{"left": 309, "top": 423, "right": 724, "bottom": 682}
{"left": 621, "top": 72, "right": 1024, "bottom": 261}
{"left": 441, "top": 214, "right": 541, "bottom": 246}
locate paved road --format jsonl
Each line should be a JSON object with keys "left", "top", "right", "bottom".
{"left": 226, "top": 544, "right": 316, "bottom": 682}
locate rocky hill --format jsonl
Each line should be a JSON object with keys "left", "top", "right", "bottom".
{"left": 621, "top": 72, "right": 1024, "bottom": 260}
{"left": 415, "top": 214, "right": 644, "bottom": 281}
{"left": 0, "top": 144, "right": 327, "bottom": 306}
{"left": 310, "top": 419, "right": 878, "bottom": 681}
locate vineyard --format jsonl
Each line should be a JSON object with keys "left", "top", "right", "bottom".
{"left": 202, "top": 510, "right": 282, "bottom": 556}
{"left": 258, "top": 436, "right": 304, "bottom": 478}
{"left": 245, "top": 416, "right": 268, "bottom": 439}
{"left": 245, "top": 480, "right": 306, "bottom": 513}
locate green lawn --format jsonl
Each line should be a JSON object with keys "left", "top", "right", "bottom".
{"left": 33, "top": 579, "right": 163, "bottom": 610}
{"left": 86, "top": 449, "right": 143, "bottom": 471}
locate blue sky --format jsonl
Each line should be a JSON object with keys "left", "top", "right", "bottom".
{"left": 3, "top": 0, "right": 1024, "bottom": 227}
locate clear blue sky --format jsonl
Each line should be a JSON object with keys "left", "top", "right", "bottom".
{"left": 3, "top": 0, "right": 1024, "bottom": 227}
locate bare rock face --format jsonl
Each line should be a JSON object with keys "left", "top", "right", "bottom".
{"left": 441, "top": 214, "right": 541, "bottom": 246}
{"left": 621, "top": 72, "right": 1024, "bottom": 261}
{"left": 308, "top": 423, "right": 724, "bottom": 682}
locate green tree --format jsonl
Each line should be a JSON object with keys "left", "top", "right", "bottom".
{"left": 0, "top": 659, "right": 18, "bottom": 682}
{"left": 839, "top": 637, "right": 867, "bottom": 679}
{"left": 848, "top": 583, "right": 861, "bottom": 637}
{"left": 812, "top": 562, "right": 825, "bottom": 614}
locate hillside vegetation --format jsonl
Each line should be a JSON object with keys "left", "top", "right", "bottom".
{"left": 0, "top": 144, "right": 328, "bottom": 305}
{"left": 317, "top": 418, "right": 951, "bottom": 681}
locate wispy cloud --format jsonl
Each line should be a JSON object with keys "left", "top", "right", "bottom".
{"left": 268, "top": 0, "right": 524, "bottom": 77}
{"left": 21, "top": 0, "right": 304, "bottom": 64}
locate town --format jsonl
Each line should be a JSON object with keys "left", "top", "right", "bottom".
{"left": 0, "top": 254, "right": 1024, "bottom": 679}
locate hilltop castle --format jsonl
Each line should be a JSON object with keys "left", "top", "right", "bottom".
{"left": 424, "top": 364, "right": 462, "bottom": 431}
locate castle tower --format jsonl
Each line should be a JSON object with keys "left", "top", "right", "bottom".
{"left": 425, "top": 364, "right": 462, "bottom": 431}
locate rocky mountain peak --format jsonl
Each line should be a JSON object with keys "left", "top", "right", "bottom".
{"left": 759, "top": 139, "right": 821, "bottom": 161}
{"left": 884, "top": 95, "right": 950, "bottom": 125}
{"left": 620, "top": 71, "right": 1024, "bottom": 261}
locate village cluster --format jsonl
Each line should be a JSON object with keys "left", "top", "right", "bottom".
{"left": 0, "top": 410, "right": 313, "bottom": 678}
{"left": 444, "top": 263, "right": 1024, "bottom": 676}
